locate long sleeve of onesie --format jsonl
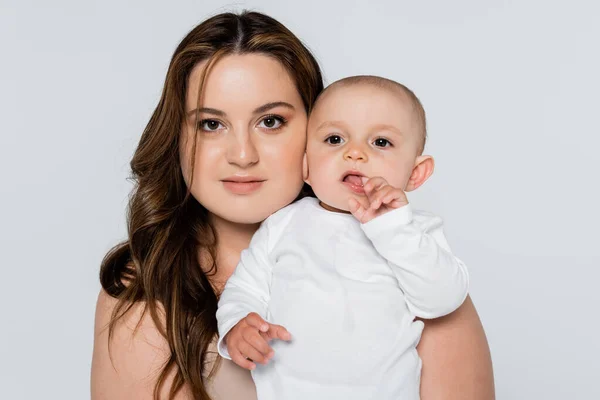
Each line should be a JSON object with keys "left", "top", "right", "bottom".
{"left": 216, "top": 219, "right": 273, "bottom": 360}
{"left": 361, "top": 204, "right": 469, "bottom": 319}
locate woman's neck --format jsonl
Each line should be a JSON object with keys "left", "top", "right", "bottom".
{"left": 202, "top": 213, "right": 260, "bottom": 293}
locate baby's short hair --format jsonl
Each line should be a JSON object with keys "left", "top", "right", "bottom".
{"left": 315, "top": 75, "right": 427, "bottom": 154}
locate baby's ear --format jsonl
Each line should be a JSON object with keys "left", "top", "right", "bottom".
{"left": 405, "top": 155, "right": 434, "bottom": 192}
{"left": 303, "top": 153, "right": 310, "bottom": 184}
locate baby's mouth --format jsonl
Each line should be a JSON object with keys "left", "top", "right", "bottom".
{"left": 342, "top": 174, "right": 364, "bottom": 186}
{"left": 341, "top": 172, "right": 367, "bottom": 194}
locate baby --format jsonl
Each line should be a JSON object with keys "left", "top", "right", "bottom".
{"left": 216, "top": 75, "right": 469, "bottom": 400}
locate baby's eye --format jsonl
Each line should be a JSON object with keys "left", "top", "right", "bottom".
{"left": 258, "top": 115, "right": 285, "bottom": 130}
{"left": 373, "top": 138, "right": 392, "bottom": 148}
{"left": 325, "top": 135, "right": 344, "bottom": 145}
{"left": 199, "top": 119, "right": 224, "bottom": 132}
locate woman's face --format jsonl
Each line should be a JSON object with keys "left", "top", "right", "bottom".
{"left": 180, "top": 54, "right": 308, "bottom": 224}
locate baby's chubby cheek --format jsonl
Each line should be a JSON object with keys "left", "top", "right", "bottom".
{"left": 373, "top": 158, "right": 415, "bottom": 189}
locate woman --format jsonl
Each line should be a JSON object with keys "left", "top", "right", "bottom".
{"left": 91, "top": 11, "right": 494, "bottom": 400}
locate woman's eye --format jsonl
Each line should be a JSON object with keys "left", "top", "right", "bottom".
{"left": 373, "top": 138, "right": 392, "bottom": 147}
{"left": 199, "top": 119, "right": 224, "bottom": 132}
{"left": 258, "top": 115, "right": 285, "bottom": 129}
{"left": 325, "top": 135, "right": 344, "bottom": 145}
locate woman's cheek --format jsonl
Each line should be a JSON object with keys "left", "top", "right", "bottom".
{"left": 266, "top": 140, "right": 305, "bottom": 169}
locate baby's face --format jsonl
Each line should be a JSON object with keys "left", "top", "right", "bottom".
{"left": 305, "top": 84, "right": 423, "bottom": 212}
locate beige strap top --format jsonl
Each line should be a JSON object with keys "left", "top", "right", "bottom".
{"left": 203, "top": 338, "right": 258, "bottom": 400}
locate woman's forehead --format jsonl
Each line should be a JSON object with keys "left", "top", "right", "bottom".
{"left": 186, "top": 54, "right": 303, "bottom": 113}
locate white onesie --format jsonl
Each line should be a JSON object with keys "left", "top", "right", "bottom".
{"left": 217, "top": 197, "right": 469, "bottom": 400}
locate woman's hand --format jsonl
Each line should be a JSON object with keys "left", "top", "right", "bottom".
{"left": 225, "top": 312, "right": 291, "bottom": 370}
{"left": 348, "top": 176, "right": 409, "bottom": 223}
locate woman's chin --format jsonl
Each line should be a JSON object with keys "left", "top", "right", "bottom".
{"left": 205, "top": 198, "right": 293, "bottom": 225}
{"left": 197, "top": 183, "right": 303, "bottom": 226}
{"left": 218, "top": 210, "right": 271, "bottom": 225}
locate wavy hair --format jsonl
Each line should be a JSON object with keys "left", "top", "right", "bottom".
{"left": 100, "top": 11, "right": 323, "bottom": 399}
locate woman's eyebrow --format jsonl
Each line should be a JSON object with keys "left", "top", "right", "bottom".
{"left": 186, "top": 107, "right": 225, "bottom": 118}
{"left": 186, "top": 102, "right": 295, "bottom": 118}
{"left": 253, "top": 101, "right": 295, "bottom": 114}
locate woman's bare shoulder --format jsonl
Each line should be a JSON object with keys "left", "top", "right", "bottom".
{"left": 91, "top": 289, "right": 193, "bottom": 400}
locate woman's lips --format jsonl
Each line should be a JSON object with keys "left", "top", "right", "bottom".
{"left": 221, "top": 179, "right": 265, "bottom": 194}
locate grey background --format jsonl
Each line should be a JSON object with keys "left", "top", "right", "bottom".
{"left": 1, "top": 0, "right": 599, "bottom": 399}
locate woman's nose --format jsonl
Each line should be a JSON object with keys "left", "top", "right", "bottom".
{"left": 226, "top": 130, "right": 259, "bottom": 168}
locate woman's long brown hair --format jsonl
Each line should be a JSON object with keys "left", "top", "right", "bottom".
{"left": 99, "top": 11, "right": 323, "bottom": 400}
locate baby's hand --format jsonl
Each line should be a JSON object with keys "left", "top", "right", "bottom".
{"left": 224, "top": 312, "right": 292, "bottom": 370}
{"left": 348, "top": 177, "right": 409, "bottom": 224}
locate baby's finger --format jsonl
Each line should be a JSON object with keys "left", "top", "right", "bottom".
{"left": 349, "top": 197, "right": 377, "bottom": 223}
{"left": 382, "top": 189, "right": 407, "bottom": 207}
{"left": 238, "top": 341, "right": 270, "bottom": 365}
{"left": 230, "top": 347, "right": 257, "bottom": 370}
{"left": 362, "top": 177, "right": 388, "bottom": 200}
{"left": 259, "top": 330, "right": 273, "bottom": 344}
{"left": 244, "top": 312, "right": 269, "bottom": 333}
{"left": 242, "top": 329, "right": 273, "bottom": 357}
{"left": 348, "top": 197, "right": 368, "bottom": 223}
{"left": 266, "top": 323, "right": 292, "bottom": 342}
{"left": 370, "top": 186, "right": 395, "bottom": 210}
{"left": 389, "top": 199, "right": 407, "bottom": 209}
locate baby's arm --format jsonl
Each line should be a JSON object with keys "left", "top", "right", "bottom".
{"left": 216, "top": 219, "right": 290, "bottom": 369}
{"left": 361, "top": 204, "right": 469, "bottom": 319}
